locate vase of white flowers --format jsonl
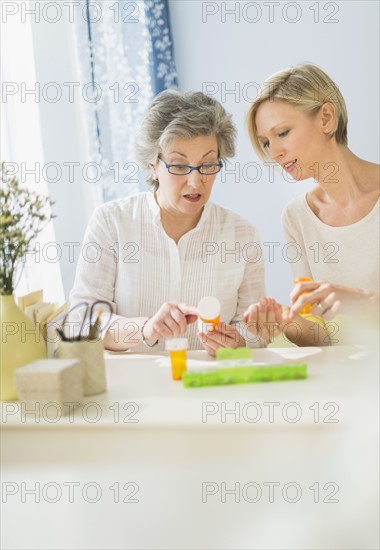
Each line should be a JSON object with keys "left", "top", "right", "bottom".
{"left": 0, "top": 163, "right": 54, "bottom": 400}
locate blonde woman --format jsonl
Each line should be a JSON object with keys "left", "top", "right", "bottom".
{"left": 244, "top": 64, "right": 379, "bottom": 341}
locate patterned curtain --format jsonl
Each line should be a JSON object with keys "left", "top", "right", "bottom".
{"left": 73, "top": 0, "right": 178, "bottom": 203}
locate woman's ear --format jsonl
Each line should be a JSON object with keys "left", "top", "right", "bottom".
{"left": 320, "top": 102, "right": 336, "bottom": 133}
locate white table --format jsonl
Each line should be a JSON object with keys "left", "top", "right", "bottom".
{"left": 1, "top": 346, "right": 378, "bottom": 550}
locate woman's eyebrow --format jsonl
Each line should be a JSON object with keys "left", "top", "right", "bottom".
{"left": 201, "top": 149, "right": 218, "bottom": 158}
{"left": 257, "top": 121, "right": 290, "bottom": 138}
{"left": 168, "top": 151, "right": 187, "bottom": 158}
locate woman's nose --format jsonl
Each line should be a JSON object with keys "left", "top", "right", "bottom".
{"left": 187, "top": 169, "right": 203, "bottom": 187}
{"left": 268, "top": 142, "right": 285, "bottom": 161}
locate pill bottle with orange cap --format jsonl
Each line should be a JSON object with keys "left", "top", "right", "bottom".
{"left": 294, "top": 277, "right": 313, "bottom": 314}
{"left": 197, "top": 296, "right": 221, "bottom": 333}
{"left": 165, "top": 338, "right": 188, "bottom": 381}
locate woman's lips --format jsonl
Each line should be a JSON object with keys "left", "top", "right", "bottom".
{"left": 183, "top": 194, "right": 201, "bottom": 202}
{"left": 283, "top": 159, "right": 298, "bottom": 173}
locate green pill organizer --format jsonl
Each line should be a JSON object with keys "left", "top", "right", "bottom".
{"left": 182, "top": 348, "right": 307, "bottom": 388}
{"left": 216, "top": 347, "right": 253, "bottom": 366}
{"left": 182, "top": 363, "right": 308, "bottom": 388}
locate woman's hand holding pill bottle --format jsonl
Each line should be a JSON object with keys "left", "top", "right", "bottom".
{"left": 197, "top": 296, "right": 245, "bottom": 357}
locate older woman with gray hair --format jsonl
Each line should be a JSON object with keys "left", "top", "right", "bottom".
{"left": 70, "top": 90, "right": 266, "bottom": 355}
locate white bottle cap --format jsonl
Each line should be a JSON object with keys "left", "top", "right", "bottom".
{"left": 197, "top": 296, "right": 221, "bottom": 320}
{"left": 165, "top": 338, "right": 188, "bottom": 351}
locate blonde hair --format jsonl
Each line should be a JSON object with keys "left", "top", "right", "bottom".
{"left": 247, "top": 64, "right": 348, "bottom": 160}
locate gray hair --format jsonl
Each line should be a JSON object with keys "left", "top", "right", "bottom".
{"left": 135, "top": 90, "right": 236, "bottom": 191}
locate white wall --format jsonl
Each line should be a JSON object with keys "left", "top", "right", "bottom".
{"left": 169, "top": 0, "right": 380, "bottom": 302}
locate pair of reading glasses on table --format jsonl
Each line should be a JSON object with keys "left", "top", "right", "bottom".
{"left": 158, "top": 157, "right": 223, "bottom": 176}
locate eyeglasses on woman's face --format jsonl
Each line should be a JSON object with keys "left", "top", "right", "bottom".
{"left": 158, "top": 157, "right": 223, "bottom": 176}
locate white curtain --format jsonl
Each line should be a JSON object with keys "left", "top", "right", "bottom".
{"left": 72, "top": 0, "right": 178, "bottom": 203}
{"left": 1, "top": 3, "right": 65, "bottom": 304}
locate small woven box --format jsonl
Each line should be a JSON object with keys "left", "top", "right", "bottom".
{"left": 14, "top": 359, "right": 83, "bottom": 415}
{"left": 58, "top": 340, "right": 106, "bottom": 396}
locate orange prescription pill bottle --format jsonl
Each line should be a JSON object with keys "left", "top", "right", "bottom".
{"left": 165, "top": 338, "right": 188, "bottom": 381}
{"left": 197, "top": 296, "right": 221, "bottom": 333}
{"left": 294, "top": 277, "right": 313, "bottom": 314}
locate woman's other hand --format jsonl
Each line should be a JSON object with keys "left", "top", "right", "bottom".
{"left": 198, "top": 323, "right": 246, "bottom": 357}
{"left": 289, "top": 281, "right": 379, "bottom": 320}
{"left": 243, "top": 297, "right": 285, "bottom": 345}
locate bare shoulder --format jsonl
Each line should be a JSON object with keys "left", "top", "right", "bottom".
{"left": 356, "top": 159, "right": 380, "bottom": 191}
{"left": 366, "top": 161, "right": 380, "bottom": 188}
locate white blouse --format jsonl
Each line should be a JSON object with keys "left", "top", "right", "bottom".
{"left": 282, "top": 194, "right": 379, "bottom": 290}
{"left": 69, "top": 192, "right": 266, "bottom": 351}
